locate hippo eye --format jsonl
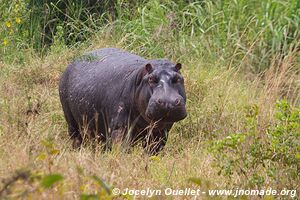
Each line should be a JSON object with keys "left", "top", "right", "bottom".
{"left": 172, "top": 76, "right": 181, "bottom": 84}
{"left": 148, "top": 76, "right": 158, "bottom": 84}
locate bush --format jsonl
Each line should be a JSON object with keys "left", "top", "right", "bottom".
{"left": 210, "top": 100, "right": 300, "bottom": 189}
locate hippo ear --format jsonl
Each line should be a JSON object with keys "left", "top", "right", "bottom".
{"left": 136, "top": 63, "right": 153, "bottom": 85}
{"left": 145, "top": 63, "right": 153, "bottom": 73}
{"left": 174, "top": 63, "right": 182, "bottom": 72}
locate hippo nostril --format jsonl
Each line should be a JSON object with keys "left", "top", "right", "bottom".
{"left": 157, "top": 99, "right": 163, "bottom": 105}
{"left": 174, "top": 98, "right": 181, "bottom": 106}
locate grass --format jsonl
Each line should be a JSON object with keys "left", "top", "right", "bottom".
{"left": 0, "top": 0, "right": 299, "bottom": 199}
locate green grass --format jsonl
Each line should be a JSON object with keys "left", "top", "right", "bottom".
{"left": 0, "top": 0, "right": 299, "bottom": 199}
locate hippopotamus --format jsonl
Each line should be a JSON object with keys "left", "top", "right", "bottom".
{"left": 59, "top": 48, "right": 187, "bottom": 154}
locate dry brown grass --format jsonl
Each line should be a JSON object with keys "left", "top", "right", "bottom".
{"left": 0, "top": 38, "right": 299, "bottom": 199}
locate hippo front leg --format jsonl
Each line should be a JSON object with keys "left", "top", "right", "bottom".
{"left": 111, "top": 127, "right": 126, "bottom": 144}
{"left": 109, "top": 103, "right": 130, "bottom": 149}
{"left": 143, "top": 129, "right": 169, "bottom": 155}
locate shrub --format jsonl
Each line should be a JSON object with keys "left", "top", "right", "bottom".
{"left": 210, "top": 100, "right": 300, "bottom": 188}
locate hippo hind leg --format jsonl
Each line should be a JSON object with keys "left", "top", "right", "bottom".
{"left": 63, "top": 105, "right": 82, "bottom": 149}
{"left": 59, "top": 71, "right": 82, "bottom": 149}
{"left": 69, "top": 122, "right": 82, "bottom": 149}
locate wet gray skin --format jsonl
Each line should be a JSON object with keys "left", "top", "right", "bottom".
{"left": 59, "top": 48, "right": 187, "bottom": 154}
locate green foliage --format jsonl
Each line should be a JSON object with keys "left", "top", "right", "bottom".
{"left": 0, "top": 0, "right": 112, "bottom": 58}
{"left": 268, "top": 101, "right": 300, "bottom": 167}
{"left": 40, "top": 174, "right": 64, "bottom": 188}
{"left": 27, "top": 0, "right": 113, "bottom": 49}
{"left": 36, "top": 139, "right": 61, "bottom": 173}
{"left": 188, "top": 177, "right": 202, "bottom": 186}
{"left": 110, "top": 0, "right": 300, "bottom": 71}
{"left": 210, "top": 100, "right": 300, "bottom": 188}
{"left": 1, "top": 0, "right": 299, "bottom": 71}
{"left": 0, "top": 0, "right": 29, "bottom": 62}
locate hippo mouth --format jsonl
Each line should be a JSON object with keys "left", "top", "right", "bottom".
{"left": 146, "top": 106, "right": 187, "bottom": 123}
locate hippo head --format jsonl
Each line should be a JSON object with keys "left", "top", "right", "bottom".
{"left": 136, "top": 60, "right": 187, "bottom": 123}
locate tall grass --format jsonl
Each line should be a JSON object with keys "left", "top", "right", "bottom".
{"left": 111, "top": 0, "right": 300, "bottom": 72}
{"left": 1, "top": 0, "right": 299, "bottom": 71}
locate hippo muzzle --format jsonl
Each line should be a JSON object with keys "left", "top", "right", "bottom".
{"left": 146, "top": 94, "right": 187, "bottom": 122}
